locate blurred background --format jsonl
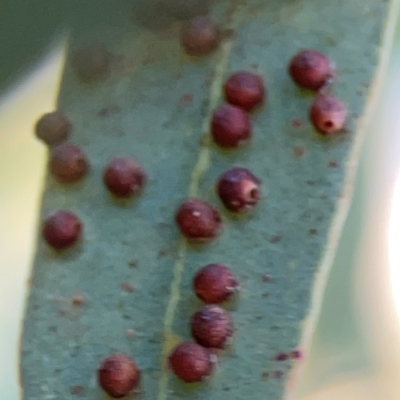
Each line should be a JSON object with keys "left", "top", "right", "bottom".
{"left": 1, "top": 1, "right": 400, "bottom": 399}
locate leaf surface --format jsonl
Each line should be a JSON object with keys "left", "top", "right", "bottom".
{"left": 21, "top": 1, "right": 395, "bottom": 399}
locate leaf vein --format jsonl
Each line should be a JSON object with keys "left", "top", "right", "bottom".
{"left": 157, "top": 3, "right": 245, "bottom": 400}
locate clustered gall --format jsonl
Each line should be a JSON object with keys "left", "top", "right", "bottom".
{"left": 98, "top": 353, "right": 140, "bottom": 398}
{"left": 35, "top": 111, "right": 71, "bottom": 146}
{"left": 193, "top": 263, "right": 238, "bottom": 304}
{"left": 191, "top": 305, "right": 233, "bottom": 349}
{"left": 217, "top": 167, "right": 261, "bottom": 213}
{"left": 309, "top": 95, "right": 347, "bottom": 135}
{"left": 288, "top": 48, "right": 347, "bottom": 135}
{"left": 175, "top": 199, "right": 222, "bottom": 241}
{"left": 209, "top": 67, "right": 265, "bottom": 150}
{"left": 49, "top": 142, "right": 88, "bottom": 183}
{"left": 168, "top": 341, "right": 214, "bottom": 383}
{"left": 224, "top": 71, "right": 265, "bottom": 112}
{"left": 168, "top": 262, "right": 237, "bottom": 382}
{"left": 289, "top": 49, "right": 333, "bottom": 91}
{"left": 211, "top": 104, "right": 252, "bottom": 148}
{"left": 42, "top": 210, "right": 82, "bottom": 250}
{"left": 180, "top": 16, "right": 219, "bottom": 56}
{"left": 103, "top": 157, "right": 147, "bottom": 198}
{"left": 169, "top": 62, "right": 263, "bottom": 386}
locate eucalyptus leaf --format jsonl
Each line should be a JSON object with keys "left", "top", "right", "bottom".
{"left": 21, "top": 0, "right": 395, "bottom": 399}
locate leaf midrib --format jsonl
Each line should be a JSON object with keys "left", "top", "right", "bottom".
{"left": 156, "top": 3, "right": 245, "bottom": 399}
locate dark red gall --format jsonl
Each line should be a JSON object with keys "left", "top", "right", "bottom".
{"left": 211, "top": 104, "right": 251, "bottom": 148}
{"left": 193, "top": 263, "right": 238, "bottom": 304}
{"left": 191, "top": 305, "right": 233, "bottom": 349}
{"left": 98, "top": 353, "right": 140, "bottom": 398}
{"left": 289, "top": 49, "right": 333, "bottom": 91}
{"left": 168, "top": 341, "right": 214, "bottom": 383}
{"left": 175, "top": 199, "right": 222, "bottom": 242}
{"left": 103, "top": 157, "right": 146, "bottom": 198}
{"left": 309, "top": 95, "right": 347, "bottom": 135}
{"left": 49, "top": 142, "right": 88, "bottom": 183}
{"left": 180, "top": 16, "right": 219, "bottom": 56}
{"left": 217, "top": 167, "right": 261, "bottom": 213}
{"left": 224, "top": 71, "right": 265, "bottom": 112}
{"left": 35, "top": 111, "right": 71, "bottom": 146}
{"left": 73, "top": 44, "right": 111, "bottom": 83}
{"left": 42, "top": 211, "right": 82, "bottom": 250}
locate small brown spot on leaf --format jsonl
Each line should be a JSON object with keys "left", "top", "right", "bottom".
{"left": 70, "top": 385, "right": 84, "bottom": 395}
{"left": 270, "top": 235, "right": 282, "bottom": 243}
{"left": 292, "top": 119, "right": 303, "bottom": 128}
{"left": 261, "top": 371, "right": 269, "bottom": 379}
{"left": 71, "top": 293, "right": 85, "bottom": 306}
{"left": 274, "top": 352, "right": 289, "bottom": 361}
{"left": 274, "top": 371, "right": 284, "bottom": 379}
{"left": 128, "top": 260, "right": 138, "bottom": 268}
{"left": 290, "top": 350, "right": 303, "bottom": 359}
{"left": 121, "top": 282, "right": 135, "bottom": 293}
{"left": 262, "top": 292, "right": 270, "bottom": 298}
{"left": 59, "top": 310, "right": 67, "bottom": 317}
{"left": 98, "top": 108, "right": 109, "bottom": 117}
{"left": 261, "top": 273, "right": 272, "bottom": 282}
{"left": 329, "top": 160, "right": 339, "bottom": 168}
{"left": 308, "top": 228, "right": 318, "bottom": 235}
{"left": 98, "top": 106, "right": 120, "bottom": 117}
{"left": 250, "top": 63, "right": 259, "bottom": 70}
{"left": 179, "top": 93, "right": 193, "bottom": 106}
{"left": 294, "top": 146, "right": 305, "bottom": 158}
{"left": 271, "top": 325, "right": 280, "bottom": 330}
{"left": 157, "top": 248, "right": 169, "bottom": 258}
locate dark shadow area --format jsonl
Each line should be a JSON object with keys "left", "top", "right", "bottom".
{"left": 0, "top": 0, "right": 214, "bottom": 95}
{"left": 0, "top": 0, "right": 113, "bottom": 93}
